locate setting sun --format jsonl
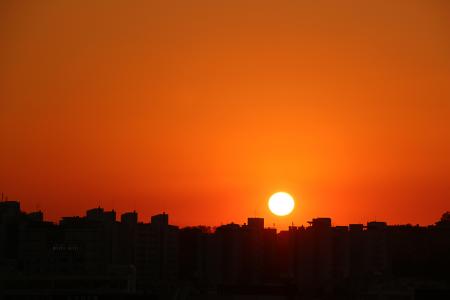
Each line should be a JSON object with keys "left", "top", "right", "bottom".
{"left": 268, "top": 192, "right": 295, "bottom": 216}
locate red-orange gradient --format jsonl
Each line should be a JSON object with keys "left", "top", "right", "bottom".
{"left": 1, "top": 1, "right": 450, "bottom": 229}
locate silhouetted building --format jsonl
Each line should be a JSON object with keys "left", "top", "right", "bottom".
{"left": 0, "top": 201, "right": 23, "bottom": 276}
{"left": 118, "top": 211, "right": 138, "bottom": 265}
{"left": 135, "top": 213, "right": 178, "bottom": 290}
{"left": 366, "top": 221, "right": 389, "bottom": 276}
{"left": 215, "top": 223, "right": 242, "bottom": 285}
{"left": 27, "top": 211, "right": 44, "bottom": 222}
{"left": 242, "top": 218, "right": 265, "bottom": 284}
{"left": 332, "top": 225, "right": 349, "bottom": 282}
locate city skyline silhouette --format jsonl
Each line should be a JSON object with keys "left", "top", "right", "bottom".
{"left": 0, "top": 194, "right": 449, "bottom": 229}
{"left": 1, "top": 199, "right": 449, "bottom": 299}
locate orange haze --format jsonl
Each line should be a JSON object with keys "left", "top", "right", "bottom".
{"left": 1, "top": 0, "right": 450, "bottom": 229}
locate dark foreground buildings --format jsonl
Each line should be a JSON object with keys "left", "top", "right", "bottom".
{"left": 0, "top": 200, "right": 449, "bottom": 299}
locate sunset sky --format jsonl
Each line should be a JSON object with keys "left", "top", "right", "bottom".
{"left": 1, "top": 0, "right": 450, "bottom": 228}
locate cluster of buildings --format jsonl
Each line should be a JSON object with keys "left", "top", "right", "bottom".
{"left": 0, "top": 200, "right": 449, "bottom": 299}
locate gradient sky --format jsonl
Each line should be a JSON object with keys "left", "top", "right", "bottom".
{"left": 1, "top": 0, "right": 450, "bottom": 228}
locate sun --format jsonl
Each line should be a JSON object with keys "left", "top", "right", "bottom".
{"left": 268, "top": 192, "right": 295, "bottom": 216}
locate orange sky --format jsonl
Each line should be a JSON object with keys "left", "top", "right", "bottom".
{"left": 1, "top": 0, "right": 450, "bottom": 228}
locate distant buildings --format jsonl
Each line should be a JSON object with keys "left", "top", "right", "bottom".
{"left": 0, "top": 200, "right": 450, "bottom": 299}
{"left": 136, "top": 213, "right": 178, "bottom": 289}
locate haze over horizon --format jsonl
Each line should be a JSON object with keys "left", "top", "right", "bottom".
{"left": 1, "top": 0, "right": 450, "bottom": 229}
